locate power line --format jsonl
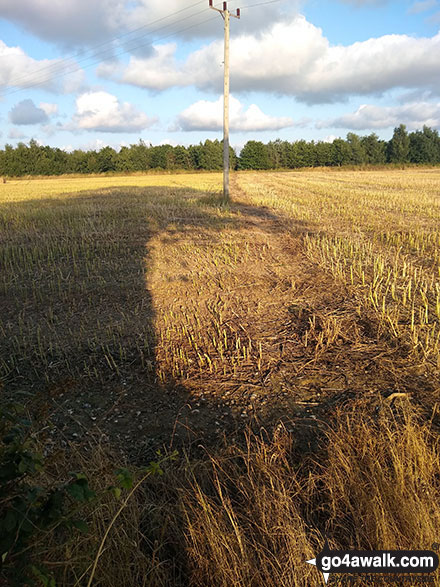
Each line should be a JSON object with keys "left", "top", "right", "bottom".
{"left": 2, "top": 0, "right": 208, "bottom": 93}
{"left": 240, "top": 0, "right": 280, "bottom": 8}
{"left": 226, "top": 0, "right": 280, "bottom": 10}
{"left": 2, "top": 0, "right": 281, "bottom": 97}
{"left": 2, "top": 13, "right": 220, "bottom": 97}
{"left": 75, "top": 1, "right": 207, "bottom": 54}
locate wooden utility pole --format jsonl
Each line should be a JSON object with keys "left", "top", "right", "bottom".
{"left": 209, "top": 1, "right": 240, "bottom": 202}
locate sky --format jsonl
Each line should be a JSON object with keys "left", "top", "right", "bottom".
{"left": 0, "top": 0, "right": 440, "bottom": 152}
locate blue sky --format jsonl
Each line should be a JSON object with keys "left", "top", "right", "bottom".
{"left": 1, "top": 0, "right": 440, "bottom": 152}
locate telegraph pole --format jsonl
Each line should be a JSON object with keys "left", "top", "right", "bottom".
{"left": 209, "top": 1, "right": 240, "bottom": 202}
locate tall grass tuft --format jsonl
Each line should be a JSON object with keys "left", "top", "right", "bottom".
{"left": 173, "top": 400, "right": 440, "bottom": 586}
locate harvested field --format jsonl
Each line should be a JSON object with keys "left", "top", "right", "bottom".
{"left": 1, "top": 168, "right": 440, "bottom": 585}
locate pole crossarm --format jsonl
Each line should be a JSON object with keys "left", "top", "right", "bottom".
{"left": 209, "top": 1, "right": 240, "bottom": 202}
{"left": 209, "top": 1, "right": 241, "bottom": 18}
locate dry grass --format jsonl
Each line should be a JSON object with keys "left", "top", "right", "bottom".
{"left": 179, "top": 401, "right": 440, "bottom": 587}
{"left": 236, "top": 169, "right": 440, "bottom": 365}
{"left": 324, "top": 401, "right": 440, "bottom": 553}
{"left": 1, "top": 169, "right": 440, "bottom": 585}
{"left": 33, "top": 401, "right": 440, "bottom": 586}
{"left": 26, "top": 442, "right": 176, "bottom": 587}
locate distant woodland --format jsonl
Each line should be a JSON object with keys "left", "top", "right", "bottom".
{"left": 1, "top": 124, "right": 440, "bottom": 176}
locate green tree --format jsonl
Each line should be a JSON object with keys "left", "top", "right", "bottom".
{"left": 116, "top": 146, "right": 135, "bottom": 172}
{"left": 69, "top": 149, "right": 90, "bottom": 173}
{"left": 315, "top": 141, "right": 333, "bottom": 167}
{"left": 290, "top": 140, "right": 315, "bottom": 168}
{"left": 239, "top": 141, "right": 270, "bottom": 170}
{"left": 150, "top": 145, "right": 174, "bottom": 169}
{"left": 198, "top": 140, "right": 223, "bottom": 170}
{"left": 127, "top": 140, "right": 151, "bottom": 171}
{"left": 388, "top": 124, "right": 410, "bottom": 164}
{"left": 346, "top": 133, "right": 366, "bottom": 165}
{"left": 96, "top": 146, "right": 118, "bottom": 172}
{"left": 188, "top": 144, "right": 203, "bottom": 169}
{"left": 361, "top": 133, "right": 387, "bottom": 164}
{"left": 173, "top": 145, "right": 192, "bottom": 170}
{"left": 409, "top": 126, "right": 440, "bottom": 164}
{"left": 0, "top": 144, "right": 16, "bottom": 176}
{"left": 266, "top": 140, "right": 284, "bottom": 169}
{"left": 86, "top": 151, "right": 100, "bottom": 173}
{"left": 12, "top": 142, "right": 30, "bottom": 175}
{"left": 281, "top": 142, "right": 297, "bottom": 168}
{"left": 331, "top": 139, "right": 352, "bottom": 166}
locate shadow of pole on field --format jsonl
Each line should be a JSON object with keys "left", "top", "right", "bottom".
{"left": 0, "top": 184, "right": 314, "bottom": 461}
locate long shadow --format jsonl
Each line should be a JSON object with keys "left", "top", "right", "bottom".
{"left": 0, "top": 184, "right": 317, "bottom": 462}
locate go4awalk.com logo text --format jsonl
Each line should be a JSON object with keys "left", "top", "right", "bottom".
{"left": 306, "top": 540, "right": 439, "bottom": 584}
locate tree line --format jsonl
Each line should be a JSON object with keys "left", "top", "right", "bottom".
{"left": 1, "top": 124, "right": 439, "bottom": 177}
{"left": 240, "top": 125, "right": 440, "bottom": 169}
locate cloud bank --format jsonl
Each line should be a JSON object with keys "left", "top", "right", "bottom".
{"left": 0, "top": 40, "right": 83, "bottom": 93}
{"left": 70, "top": 91, "right": 155, "bottom": 133}
{"left": 99, "top": 16, "right": 440, "bottom": 104}
{"left": 8, "top": 99, "right": 49, "bottom": 125}
{"left": 319, "top": 102, "right": 440, "bottom": 130}
{"left": 0, "top": 0, "right": 295, "bottom": 49}
{"left": 175, "top": 96, "right": 294, "bottom": 132}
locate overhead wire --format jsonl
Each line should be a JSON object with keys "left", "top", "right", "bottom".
{"left": 226, "top": 0, "right": 280, "bottom": 10}
{"left": 2, "top": 0, "right": 208, "bottom": 93}
{"left": 2, "top": 13, "right": 220, "bottom": 97}
{"left": 2, "top": 0, "right": 282, "bottom": 96}
{"left": 240, "top": 0, "right": 281, "bottom": 8}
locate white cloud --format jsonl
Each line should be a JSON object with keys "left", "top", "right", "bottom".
{"left": 124, "top": 0, "right": 294, "bottom": 40}
{"left": 157, "top": 139, "right": 178, "bottom": 147}
{"left": 0, "top": 0, "right": 127, "bottom": 48}
{"left": 0, "top": 40, "right": 83, "bottom": 93}
{"left": 39, "top": 102, "right": 59, "bottom": 116}
{"left": 319, "top": 102, "right": 440, "bottom": 130}
{"left": 408, "top": 0, "right": 438, "bottom": 14}
{"left": 112, "top": 43, "right": 185, "bottom": 92}
{"left": 8, "top": 128, "right": 27, "bottom": 139}
{"left": 60, "top": 144, "right": 75, "bottom": 152}
{"left": 70, "top": 91, "right": 156, "bottom": 133}
{"left": 0, "top": 0, "right": 295, "bottom": 48}
{"left": 8, "top": 99, "right": 49, "bottom": 125}
{"left": 101, "top": 17, "right": 327, "bottom": 94}
{"left": 80, "top": 138, "right": 121, "bottom": 151}
{"left": 40, "top": 124, "right": 61, "bottom": 137}
{"left": 427, "top": 9, "right": 440, "bottom": 22}
{"left": 102, "top": 16, "right": 440, "bottom": 104}
{"left": 338, "top": 0, "right": 389, "bottom": 5}
{"left": 396, "top": 89, "right": 435, "bottom": 103}
{"left": 175, "top": 95, "right": 295, "bottom": 132}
